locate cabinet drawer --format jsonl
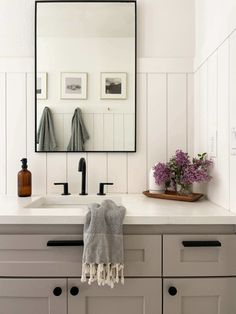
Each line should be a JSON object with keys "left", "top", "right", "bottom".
{"left": 0, "top": 234, "right": 161, "bottom": 277}
{"left": 163, "top": 234, "right": 236, "bottom": 276}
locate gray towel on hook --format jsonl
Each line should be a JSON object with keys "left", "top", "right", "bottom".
{"left": 81, "top": 200, "right": 126, "bottom": 288}
{"left": 37, "top": 107, "right": 57, "bottom": 151}
{"left": 67, "top": 107, "right": 89, "bottom": 151}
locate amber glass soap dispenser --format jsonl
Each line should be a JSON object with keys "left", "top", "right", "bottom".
{"left": 18, "top": 158, "right": 32, "bottom": 197}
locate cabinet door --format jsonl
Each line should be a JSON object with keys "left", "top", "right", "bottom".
{"left": 164, "top": 278, "right": 236, "bottom": 314}
{"left": 0, "top": 278, "right": 67, "bottom": 314}
{"left": 68, "top": 278, "right": 161, "bottom": 314}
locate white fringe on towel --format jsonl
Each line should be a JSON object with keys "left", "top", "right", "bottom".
{"left": 81, "top": 263, "right": 124, "bottom": 288}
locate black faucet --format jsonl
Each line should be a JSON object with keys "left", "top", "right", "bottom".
{"left": 78, "top": 158, "right": 87, "bottom": 195}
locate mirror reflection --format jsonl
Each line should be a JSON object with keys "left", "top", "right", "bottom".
{"left": 36, "top": 1, "right": 136, "bottom": 152}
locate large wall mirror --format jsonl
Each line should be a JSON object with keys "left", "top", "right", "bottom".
{"left": 35, "top": 1, "right": 136, "bottom": 152}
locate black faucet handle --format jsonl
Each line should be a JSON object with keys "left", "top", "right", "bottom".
{"left": 97, "top": 183, "right": 114, "bottom": 196}
{"left": 54, "top": 182, "right": 71, "bottom": 196}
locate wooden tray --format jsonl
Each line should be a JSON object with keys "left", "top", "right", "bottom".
{"left": 143, "top": 190, "right": 204, "bottom": 202}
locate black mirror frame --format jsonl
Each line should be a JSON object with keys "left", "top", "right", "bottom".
{"left": 34, "top": 0, "right": 137, "bottom": 153}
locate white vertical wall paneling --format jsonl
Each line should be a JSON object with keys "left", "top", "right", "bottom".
{"left": 229, "top": 31, "right": 236, "bottom": 212}
{"left": 167, "top": 74, "right": 187, "bottom": 158}
{"left": 128, "top": 73, "right": 147, "bottom": 193}
{"left": 6, "top": 73, "right": 27, "bottom": 195}
{"left": 0, "top": 61, "right": 193, "bottom": 196}
{"left": 0, "top": 73, "right": 6, "bottom": 194}
{"left": 215, "top": 40, "right": 230, "bottom": 209}
{"left": 194, "top": 30, "right": 236, "bottom": 210}
{"left": 113, "top": 114, "right": 124, "bottom": 151}
{"left": 206, "top": 51, "right": 218, "bottom": 201}
{"left": 124, "top": 114, "right": 135, "bottom": 151}
{"left": 195, "top": 64, "right": 207, "bottom": 203}
{"left": 103, "top": 114, "right": 114, "bottom": 151}
{"left": 194, "top": 69, "right": 200, "bottom": 156}
{"left": 187, "top": 73, "right": 194, "bottom": 157}
{"left": 147, "top": 73, "right": 167, "bottom": 170}
{"left": 26, "top": 73, "right": 47, "bottom": 195}
{"left": 87, "top": 153, "right": 107, "bottom": 194}
{"left": 194, "top": 67, "right": 207, "bottom": 194}
{"left": 93, "top": 114, "right": 104, "bottom": 151}
{"left": 107, "top": 154, "right": 127, "bottom": 193}
{"left": 207, "top": 51, "right": 218, "bottom": 157}
{"left": 198, "top": 63, "right": 208, "bottom": 153}
{"left": 67, "top": 153, "right": 87, "bottom": 194}
{"left": 46, "top": 153, "right": 67, "bottom": 194}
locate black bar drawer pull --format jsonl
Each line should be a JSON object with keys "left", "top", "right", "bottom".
{"left": 182, "top": 240, "right": 221, "bottom": 247}
{"left": 47, "top": 240, "right": 84, "bottom": 247}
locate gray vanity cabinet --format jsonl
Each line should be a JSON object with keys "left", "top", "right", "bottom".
{"left": 163, "top": 278, "right": 236, "bottom": 314}
{"left": 68, "top": 278, "right": 162, "bottom": 314}
{"left": 2, "top": 229, "right": 236, "bottom": 314}
{"left": 0, "top": 278, "right": 67, "bottom": 314}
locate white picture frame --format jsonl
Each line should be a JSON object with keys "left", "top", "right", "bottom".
{"left": 101, "top": 72, "right": 127, "bottom": 99}
{"left": 37, "top": 72, "right": 47, "bottom": 99}
{"left": 61, "top": 72, "right": 87, "bottom": 99}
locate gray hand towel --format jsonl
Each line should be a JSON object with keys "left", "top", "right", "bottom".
{"left": 81, "top": 199, "right": 126, "bottom": 288}
{"left": 37, "top": 107, "right": 57, "bottom": 151}
{"left": 67, "top": 108, "right": 89, "bottom": 151}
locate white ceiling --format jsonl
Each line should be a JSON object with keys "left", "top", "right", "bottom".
{"left": 37, "top": 2, "right": 135, "bottom": 38}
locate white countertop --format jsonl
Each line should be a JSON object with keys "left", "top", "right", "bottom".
{"left": 0, "top": 194, "right": 235, "bottom": 225}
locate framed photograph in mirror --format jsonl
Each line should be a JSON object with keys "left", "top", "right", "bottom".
{"left": 61, "top": 72, "right": 87, "bottom": 99}
{"left": 37, "top": 72, "right": 47, "bottom": 99}
{"left": 101, "top": 72, "right": 127, "bottom": 99}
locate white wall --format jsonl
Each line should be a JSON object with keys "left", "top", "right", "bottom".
{"left": 0, "top": 0, "right": 195, "bottom": 59}
{"left": 0, "top": 0, "right": 195, "bottom": 196}
{"left": 195, "top": 0, "right": 236, "bottom": 68}
{"left": 194, "top": 1, "right": 236, "bottom": 211}
{"left": 138, "top": 0, "right": 195, "bottom": 58}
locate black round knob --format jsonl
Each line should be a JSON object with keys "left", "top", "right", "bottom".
{"left": 168, "top": 286, "right": 177, "bottom": 296}
{"left": 70, "top": 286, "right": 79, "bottom": 296}
{"left": 53, "top": 287, "right": 62, "bottom": 296}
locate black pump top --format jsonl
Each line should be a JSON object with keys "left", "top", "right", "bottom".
{"left": 21, "top": 158, "right": 28, "bottom": 169}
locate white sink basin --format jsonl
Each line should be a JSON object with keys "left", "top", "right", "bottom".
{"left": 25, "top": 195, "right": 122, "bottom": 209}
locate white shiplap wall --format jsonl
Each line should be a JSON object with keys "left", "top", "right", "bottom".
{"left": 0, "top": 58, "right": 193, "bottom": 196}
{"left": 194, "top": 30, "right": 236, "bottom": 211}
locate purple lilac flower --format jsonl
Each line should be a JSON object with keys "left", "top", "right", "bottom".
{"left": 153, "top": 163, "right": 171, "bottom": 185}
{"left": 181, "top": 164, "right": 196, "bottom": 184}
{"left": 174, "top": 149, "right": 190, "bottom": 167}
{"left": 182, "top": 157, "right": 213, "bottom": 185}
